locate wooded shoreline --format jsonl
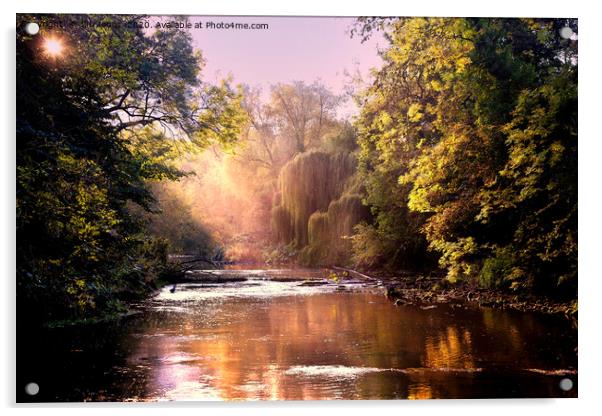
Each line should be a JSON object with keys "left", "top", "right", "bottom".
{"left": 338, "top": 267, "right": 577, "bottom": 317}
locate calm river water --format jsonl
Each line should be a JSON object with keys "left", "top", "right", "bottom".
{"left": 18, "top": 269, "right": 577, "bottom": 401}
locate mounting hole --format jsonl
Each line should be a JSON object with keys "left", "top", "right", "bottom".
{"left": 559, "top": 27, "right": 574, "bottom": 40}
{"left": 24, "top": 382, "right": 39, "bottom": 396}
{"left": 24, "top": 22, "right": 40, "bottom": 36}
{"left": 559, "top": 378, "right": 573, "bottom": 391}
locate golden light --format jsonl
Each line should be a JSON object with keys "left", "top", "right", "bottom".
{"left": 42, "top": 37, "right": 64, "bottom": 58}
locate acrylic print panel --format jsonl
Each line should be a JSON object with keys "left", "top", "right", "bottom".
{"left": 16, "top": 14, "right": 578, "bottom": 402}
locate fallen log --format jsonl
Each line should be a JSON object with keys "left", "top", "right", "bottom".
{"left": 331, "top": 266, "right": 381, "bottom": 283}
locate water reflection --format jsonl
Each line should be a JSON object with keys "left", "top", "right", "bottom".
{"left": 18, "top": 275, "right": 577, "bottom": 401}
{"left": 407, "top": 383, "right": 432, "bottom": 400}
{"left": 124, "top": 281, "right": 576, "bottom": 400}
{"left": 423, "top": 327, "right": 475, "bottom": 369}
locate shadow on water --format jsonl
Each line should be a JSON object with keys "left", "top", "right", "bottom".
{"left": 17, "top": 270, "right": 577, "bottom": 401}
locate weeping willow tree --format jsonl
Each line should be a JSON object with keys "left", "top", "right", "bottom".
{"left": 271, "top": 203, "right": 293, "bottom": 244}
{"left": 301, "top": 193, "right": 370, "bottom": 265}
{"left": 271, "top": 147, "right": 370, "bottom": 265}
{"left": 272, "top": 150, "right": 357, "bottom": 248}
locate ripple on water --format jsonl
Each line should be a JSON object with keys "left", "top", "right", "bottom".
{"left": 153, "top": 279, "right": 349, "bottom": 304}
{"left": 283, "top": 365, "right": 485, "bottom": 380}
{"left": 160, "top": 353, "right": 208, "bottom": 365}
{"left": 284, "top": 365, "right": 384, "bottom": 379}
{"left": 161, "top": 379, "right": 222, "bottom": 401}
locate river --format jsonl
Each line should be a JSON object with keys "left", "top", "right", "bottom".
{"left": 17, "top": 269, "right": 577, "bottom": 401}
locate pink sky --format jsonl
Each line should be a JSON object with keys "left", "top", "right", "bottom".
{"left": 186, "top": 16, "right": 385, "bottom": 117}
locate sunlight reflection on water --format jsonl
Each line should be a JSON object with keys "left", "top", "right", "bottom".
{"left": 154, "top": 280, "right": 341, "bottom": 302}
{"left": 127, "top": 272, "right": 576, "bottom": 400}
{"left": 19, "top": 269, "right": 578, "bottom": 401}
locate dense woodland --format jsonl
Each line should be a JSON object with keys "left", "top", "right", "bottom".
{"left": 17, "top": 16, "right": 577, "bottom": 325}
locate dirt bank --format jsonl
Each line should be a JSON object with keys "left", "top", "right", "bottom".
{"left": 331, "top": 267, "right": 578, "bottom": 318}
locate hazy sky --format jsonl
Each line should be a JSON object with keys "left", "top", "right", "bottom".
{"left": 185, "top": 16, "right": 385, "bottom": 116}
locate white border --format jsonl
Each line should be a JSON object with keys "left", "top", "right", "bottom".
{"left": 2, "top": 1, "right": 600, "bottom": 415}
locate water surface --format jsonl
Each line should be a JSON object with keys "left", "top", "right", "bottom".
{"left": 18, "top": 270, "right": 577, "bottom": 401}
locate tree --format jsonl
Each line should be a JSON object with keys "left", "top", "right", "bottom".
{"left": 270, "top": 81, "right": 342, "bottom": 153}
{"left": 16, "top": 14, "right": 246, "bottom": 323}
{"left": 352, "top": 17, "right": 466, "bottom": 270}
{"left": 354, "top": 17, "right": 577, "bottom": 296}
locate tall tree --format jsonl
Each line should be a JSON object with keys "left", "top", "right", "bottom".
{"left": 354, "top": 17, "right": 577, "bottom": 295}
{"left": 17, "top": 14, "right": 246, "bottom": 323}
{"left": 270, "top": 81, "right": 341, "bottom": 153}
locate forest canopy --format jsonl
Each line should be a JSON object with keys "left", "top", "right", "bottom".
{"left": 353, "top": 17, "right": 577, "bottom": 295}
{"left": 16, "top": 14, "right": 246, "bottom": 323}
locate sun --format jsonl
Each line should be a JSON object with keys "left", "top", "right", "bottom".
{"left": 43, "top": 37, "right": 64, "bottom": 58}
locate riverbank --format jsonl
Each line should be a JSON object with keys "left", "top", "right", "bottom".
{"left": 41, "top": 264, "right": 577, "bottom": 331}
{"left": 334, "top": 267, "right": 578, "bottom": 318}
{"left": 168, "top": 265, "right": 577, "bottom": 318}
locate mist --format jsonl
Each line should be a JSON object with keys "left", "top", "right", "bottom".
{"left": 145, "top": 80, "right": 365, "bottom": 266}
